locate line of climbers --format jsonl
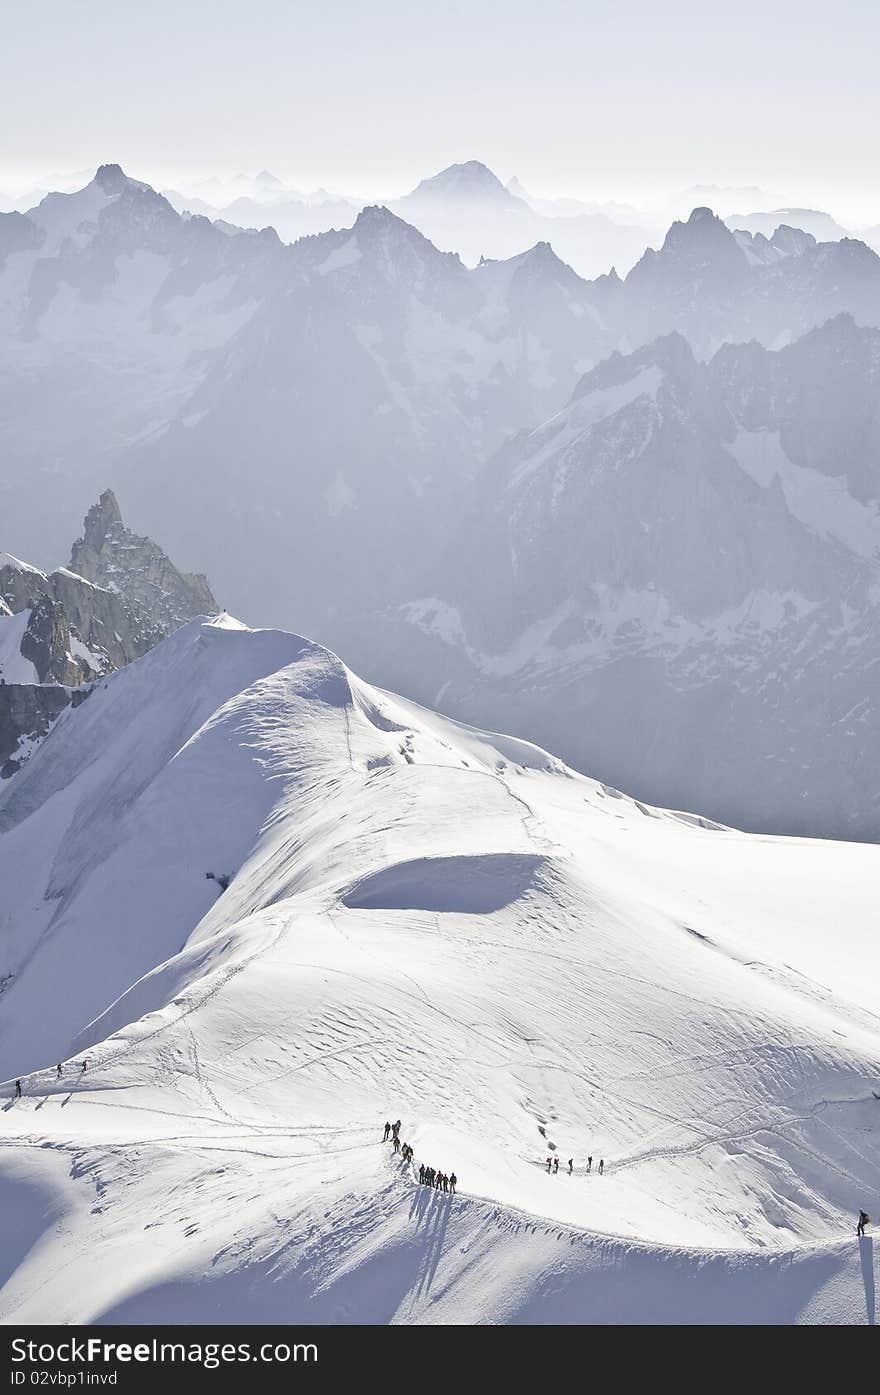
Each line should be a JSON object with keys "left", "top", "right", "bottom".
{"left": 418, "top": 1163, "right": 456, "bottom": 1193}
{"left": 6, "top": 1086, "right": 875, "bottom": 1242}
{"left": 546, "top": 1154, "right": 604, "bottom": 1175}
{"left": 383, "top": 1119, "right": 457, "bottom": 1195}
{"left": 12, "top": 1060, "right": 88, "bottom": 1098}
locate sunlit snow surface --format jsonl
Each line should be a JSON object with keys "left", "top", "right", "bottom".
{"left": 0, "top": 617, "right": 877, "bottom": 1324}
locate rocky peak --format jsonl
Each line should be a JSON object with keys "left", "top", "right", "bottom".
{"left": 19, "top": 595, "right": 84, "bottom": 686}
{"left": 94, "top": 164, "right": 128, "bottom": 194}
{"left": 0, "top": 553, "right": 50, "bottom": 613}
{"left": 572, "top": 330, "right": 694, "bottom": 402}
{"left": 520, "top": 241, "right": 566, "bottom": 272}
{"left": 1, "top": 492, "right": 219, "bottom": 779}
{"left": 354, "top": 204, "right": 403, "bottom": 235}
{"left": 661, "top": 207, "right": 743, "bottom": 264}
{"left": 346, "top": 206, "right": 464, "bottom": 295}
{"left": 628, "top": 207, "right": 743, "bottom": 282}
{"left": 770, "top": 224, "right": 816, "bottom": 257}
{"left": 69, "top": 492, "right": 217, "bottom": 642}
{"left": 352, "top": 205, "right": 442, "bottom": 255}
{"left": 79, "top": 488, "right": 123, "bottom": 553}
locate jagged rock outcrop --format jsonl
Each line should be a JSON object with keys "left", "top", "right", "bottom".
{"left": 0, "top": 491, "right": 217, "bottom": 777}
{"left": 69, "top": 490, "right": 216, "bottom": 647}
{"left": 384, "top": 314, "right": 880, "bottom": 841}
{"left": 19, "top": 595, "right": 84, "bottom": 685}
{"left": 0, "top": 684, "right": 80, "bottom": 779}
{"left": 0, "top": 553, "right": 50, "bottom": 612}
{"left": 50, "top": 566, "right": 147, "bottom": 671}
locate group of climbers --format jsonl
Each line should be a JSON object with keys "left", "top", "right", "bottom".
{"left": 12, "top": 1060, "right": 88, "bottom": 1099}
{"left": 6, "top": 1086, "right": 874, "bottom": 1242}
{"left": 419, "top": 1164, "right": 456, "bottom": 1193}
{"left": 546, "top": 1153, "right": 603, "bottom": 1175}
{"left": 383, "top": 1120, "right": 457, "bottom": 1196}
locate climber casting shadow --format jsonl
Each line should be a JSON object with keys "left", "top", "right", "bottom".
{"left": 860, "top": 1235, "right": 875, "bottom": 1326}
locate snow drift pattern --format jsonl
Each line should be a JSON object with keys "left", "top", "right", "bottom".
{"left": 0, "top": 617, "right": 877, "bottom": 1324}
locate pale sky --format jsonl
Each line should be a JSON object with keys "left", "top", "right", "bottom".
{"left": 2, "top": 0, "right": 879, "bottom": 221}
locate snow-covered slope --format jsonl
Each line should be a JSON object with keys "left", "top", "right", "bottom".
{"left": 0, "top": 617, "right": 876, "bottom": 1324}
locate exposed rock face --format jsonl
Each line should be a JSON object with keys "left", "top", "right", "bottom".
{"left": 49, "top": 566, "right": 139, "bottom": 671}
{"left": 0, "top": 491, "right": 217, "bottom": 778}
{"left": 0, "top": 554, "right": 49, "bottom": 612}
{"left": 19, "top": 595, "right": 83, "bottom": 685}
{"left": 382, "top": 314, "right": 880, "bottom": 841}
{"left": 0, "top": 684, "right": 84, "bottom": 778}
{"left": 69, "top": 490, "right": 216, "bottom": 647}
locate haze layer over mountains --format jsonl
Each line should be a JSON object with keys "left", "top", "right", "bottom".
{"left": 4, "top": 162, "right": 880, "bottom": 839}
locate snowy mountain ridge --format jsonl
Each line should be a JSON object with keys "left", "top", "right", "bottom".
{"left": 0, "top": 614, "right": 876, "bottom": 1324}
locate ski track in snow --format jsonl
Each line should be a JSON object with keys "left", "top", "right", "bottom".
{"left": 0, "top": 618, "right": 877, "bottom": 1324}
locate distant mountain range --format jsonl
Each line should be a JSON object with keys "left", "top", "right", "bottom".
{"left": 6, "top": 161, "right": 880, "bottom": 267}
{"left": 379, "top": 313, "right": 880, "bottom": 839}
{"left": 4, "top": 165, "right": 880, "bottom": 836}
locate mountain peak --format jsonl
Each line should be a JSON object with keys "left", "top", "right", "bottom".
{"left": 665, "top": 206, "right": 733, "bottom": 246}
{"left": 352, "top": 204, "right": 420, "bottom": 247}
{"left": 70, "top": 491, "right": 216, "bottom": 642}
{"left": 770, "top": 224, "right": 816, "bottom": 256}
{"left": 518, "top": 240, "right": 578, "bottom": 278}
{"left": 628, "top": 204, "right": 745, "bottom": 283}
{"left": 80, "top": 488, "right": 123, "bottom": 551}
{"left": 352, "top": 204, "right": 449, "bottom": 256}
{"left": 94, "top": 164, "right": 128, "bottom": 193}
{"left": 662, "top": 207, "right": 739, "bottom": 253}
{"left": 571, "top": 329, "right": 695, "bottom": 403}
{"left": 354, "top": 203, "right": 403, "bottom": 230}
{"left": 407, "top": 161, "right": 512, "bottom": 203}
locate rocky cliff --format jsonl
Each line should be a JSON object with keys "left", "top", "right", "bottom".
{"left": 69, "top": 490, "right": 216, "bottom": 648}
{"left": 0, "top": 493, "right": 218, "bottom": 776}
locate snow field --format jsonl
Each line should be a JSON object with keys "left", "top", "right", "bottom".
{"left": 0, "top": 617, "right": 877, "bottom": 1322}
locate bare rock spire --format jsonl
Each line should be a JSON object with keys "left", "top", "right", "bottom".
{"left": 69, "top": 491, "right": 217, "bottom": 645}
